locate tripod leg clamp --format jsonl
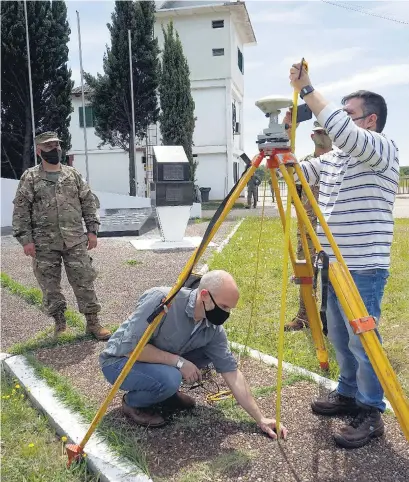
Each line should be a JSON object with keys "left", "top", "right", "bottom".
{"left": 350, "top": 316, "right": 377, "bottom": 335}
{"left": 291, "top": 276, "right": 313, "bottom": 285}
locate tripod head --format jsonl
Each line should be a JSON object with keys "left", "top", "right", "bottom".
{"left": 255, "top": 95, "right": 293, "bottom": 153}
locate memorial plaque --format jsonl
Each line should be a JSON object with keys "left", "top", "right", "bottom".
{"left": 163, "top": 164, "right": 184, "bottom": 181}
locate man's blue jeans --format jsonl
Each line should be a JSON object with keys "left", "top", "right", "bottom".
{"left": 327, "top": 268, "right": 389, "bottom": 412}
{"left": 102, "top": 349, "right": 212, "bottom": 408}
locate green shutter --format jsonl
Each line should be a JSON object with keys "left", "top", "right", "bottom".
{"left": 79, "top": 106, "right": 94, "bottom": 128}
{"left": 85, "top": 106, "right": 94, "bottom": 127}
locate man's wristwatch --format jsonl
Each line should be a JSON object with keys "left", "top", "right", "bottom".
{"left": 176, "top": 357, "right": 185, "bottom": 370}
{"left": 300, "top": 85, "right": 314, "bottom": 100}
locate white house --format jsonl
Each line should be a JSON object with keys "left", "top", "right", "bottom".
{"left": 155, "top": 1, "right": 256, "bottom": 199}
{"left": 68, "top": 0, "right": 256, "bottom": 201}
{"left": 69, "top": 85, "right": 146, "bottom": 196}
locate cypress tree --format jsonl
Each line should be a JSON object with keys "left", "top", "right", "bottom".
{"left": 158, "top": 21, "right": 196, "bottom": 182}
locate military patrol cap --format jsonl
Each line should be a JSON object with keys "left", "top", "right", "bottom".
{"left": 312, "top": 121, "right": 326, "bottom": 132}
{"left": 35, "top": 131, "right": 61, "bottom": 144}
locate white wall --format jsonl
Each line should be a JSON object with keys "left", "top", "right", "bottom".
{"left": 1, "top": 177, "right": 150, "bottom": 228}
{"left": 72, "top": 150, "right": 145, "bottom": 196}
{"left": 155, "top": 12, "right": 231, "bottom": 82}
{"left": 196, "top": 153, "right": 227, "bottom": 200}
{"left": 192, "top": 87, "right": 226, "bottom": 147}
{"left": 1, "top": 178, "right": 18, "bottom": 227}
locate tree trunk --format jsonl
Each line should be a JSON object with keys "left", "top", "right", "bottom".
{"left": 22, "top": 105, "right": 33, "bottom": 174}
{"left": 128, "top": 134, "right": 136, "bottom": 196}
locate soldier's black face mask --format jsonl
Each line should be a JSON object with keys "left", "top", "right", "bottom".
{"left": 203, "top": 292, "right": 230, "bottom": 326}
{"left": 41, "top": 148, "right": 61, "bottom": 165}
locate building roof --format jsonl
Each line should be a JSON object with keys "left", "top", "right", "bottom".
{"left": 71, "top": 85, "right": 92, "bottom": 96}
{"left": 156, "top": 1, "right": 256, "bottom": 45}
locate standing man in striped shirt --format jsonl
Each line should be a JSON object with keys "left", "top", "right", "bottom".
{"left": 288, "top": 63, "right": 399, "bottom": 449}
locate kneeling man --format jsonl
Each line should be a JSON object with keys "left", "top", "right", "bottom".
{"left": 100, "top": 270, "right": 287, "bottom": 439}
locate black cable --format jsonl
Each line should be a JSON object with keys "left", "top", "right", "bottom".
{"left": 320, "top": 0, "right": 409, "bottom": 25}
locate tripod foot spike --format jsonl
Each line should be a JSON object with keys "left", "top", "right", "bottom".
{"left": 66, "top": 444, "right": 84, "bottom": 468}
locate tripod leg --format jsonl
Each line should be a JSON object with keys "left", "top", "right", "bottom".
{"left": 271, "top": 166, "right": 329, "bottom": 370}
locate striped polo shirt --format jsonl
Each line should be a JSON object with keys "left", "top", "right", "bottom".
{"left": 299, "top": 104, "right": 399, "bottom": 270}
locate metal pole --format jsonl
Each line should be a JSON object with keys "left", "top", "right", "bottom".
{"left": 76, "top": 10, "right": 90, "bottom": 183}
{"left": 23, "top": 0, "right": 36, "bottom": 166}
{"left": 128, "top": 29, "right": 138, "bottom": 195}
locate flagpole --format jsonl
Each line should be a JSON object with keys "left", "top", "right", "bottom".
{"left": 23, "top": 0, "right": 36, "bottom": 166}
{"left": 128, "top": 29, "right": 138, "bottom": 196}
{"left": 76, "top": 10, "right": 90, "bottom": 183}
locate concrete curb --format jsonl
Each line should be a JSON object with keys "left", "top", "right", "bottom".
{"left": 229, "top": 341, "right": 394, "bottom": 413}
{"left": 1, "top": 353, "right": 152, "bottom": 482}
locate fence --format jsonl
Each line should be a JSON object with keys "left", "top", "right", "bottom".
{"left": 398, "top": 177, "right": 409, "bottom": 195}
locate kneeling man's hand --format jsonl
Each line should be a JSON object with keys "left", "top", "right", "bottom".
{"left": 180, "top": 360, "right": 202, "bottom": 385}
{"left": 258, "top": 417, "right": 288, "bottom": 440}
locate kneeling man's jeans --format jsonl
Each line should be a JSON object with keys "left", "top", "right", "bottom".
{"left": 327, "top": 268, "right": 389, "bottom": 412}
{"left": 102, "top": 348, "right": 212, "bottom": 408}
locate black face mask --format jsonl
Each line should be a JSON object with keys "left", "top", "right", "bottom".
{"left": 203, "top": 292, "right": 230, "bottom": 326}
{"left": 41, "top": 148, "right": 61, "bottom": 165}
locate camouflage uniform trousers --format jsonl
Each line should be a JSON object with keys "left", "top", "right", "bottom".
{"left": 33, "top": 239, "right": 101, "bottom": 316}
{"left": 296, "top": 185, "right": 319, "bottom": 321}
{"left": 247, "top": 186, "right": 258, "bottom": 207}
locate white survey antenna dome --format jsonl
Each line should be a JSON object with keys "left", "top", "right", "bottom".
{"left": 255, "top": 95, "right": 293, "bottom": 115}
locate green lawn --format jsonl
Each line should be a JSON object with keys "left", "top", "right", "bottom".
{"left": 1, "top": 372, "right": 98, "bottom": 482}
{"left": 208, "top": 217, "right": 409, "bottom": 395}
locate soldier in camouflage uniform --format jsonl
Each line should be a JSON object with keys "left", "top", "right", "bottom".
{"left": 12, "top": 132, "right": 111, "bottom": 340}
{"left": 285, "top": 122, "right": 333, "bottom": 331}
{"left": 246, "top": 173, "right": 261, "bottom": 209}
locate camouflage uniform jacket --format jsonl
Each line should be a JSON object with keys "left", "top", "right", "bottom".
{"left": 12, "top": 164, "right": 100, "bottom": 249}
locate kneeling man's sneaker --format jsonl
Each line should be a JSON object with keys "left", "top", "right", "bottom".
{"left": 311, "top": 390, "right": 360, "bottom": 416}
{"left": 122, "top": 395, "right": 166, "bottom": 427}
{"left": 334, "top": 407, "right": 384, "bottom": 449}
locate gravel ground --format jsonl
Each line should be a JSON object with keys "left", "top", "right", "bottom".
{"left": 0, "top": 288, "right": 54, "bottom": 350}
{"left": 33, "top": 342, "right": 409, "bottom": 482}
{"left": 1, "top": 221, "right": 236, "bottom": 342}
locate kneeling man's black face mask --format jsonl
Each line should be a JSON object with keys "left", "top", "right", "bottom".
{"left": 203, "top": 291, "right": 230, "bottom": 326}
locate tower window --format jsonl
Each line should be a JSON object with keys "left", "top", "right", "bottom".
{"left": 212, "top": 48, "right": 225, "bottom": 56}
{"left": 212, "top": 20, "right": 224, "bottom": 28}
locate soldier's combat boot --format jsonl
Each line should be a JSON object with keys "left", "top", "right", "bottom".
{"left": 53, "top": 312, "right": 67, "bottom": 337}
{"left": 85, "top": 314, "right": 111, "bottom": 341}
{"left": 284, "top": 315, "right": 309, "bottom": 331}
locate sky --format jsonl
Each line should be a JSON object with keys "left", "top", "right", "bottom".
{"left": 66, "top": 0, "right": 409, "bottom": 166}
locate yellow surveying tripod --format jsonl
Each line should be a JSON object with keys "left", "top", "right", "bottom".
{"left": 66, "top": 66, "right": 409, "bottom": 465}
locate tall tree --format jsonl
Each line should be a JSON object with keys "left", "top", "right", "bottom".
{"left": 85, "top": 0, "right": 159, "bottom": 196}
{"left": 1, "top": 1, "right": 73, "bottom": 179}
{"left": 158, "top": 22, "right": 196, "bottom": 183}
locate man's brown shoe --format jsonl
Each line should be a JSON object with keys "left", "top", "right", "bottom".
{"left": 311, "top": 390, "right": 360, "bottom": 416}
{"left": 334, "top": 407, "right": 384, "bottom": 448}
{"left": 162, "top": 391, "right": 196, "bottom": 410}
{"left": 85, "top": 314, "right": 111, "bottom": 341}
{"left": 122, "top": 396, "right": 166, "bottom": 427}
{"left": 284, "top": 316, "right": 309, "bottom": 332}
{"left": 53, "top": 312, "right": 67, "bottom": 337}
